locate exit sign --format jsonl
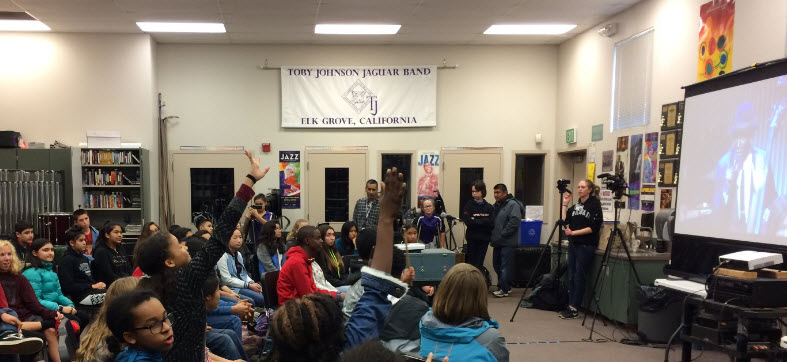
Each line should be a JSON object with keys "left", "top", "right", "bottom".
{"left": 566, "top": 128, "right": 577, "bottom": 144}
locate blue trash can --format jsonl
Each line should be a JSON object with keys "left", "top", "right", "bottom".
{"left": 520, "top": 220, "right": 542, "bottom": 245}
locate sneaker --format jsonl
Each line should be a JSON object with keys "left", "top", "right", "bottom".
{"left": 558, "top": 307, "right": 579, "bottom": 319}
{"left": 492, "top": 290, "right": 509, "bottom": 298}
{"left": 0, "top": 332, "right": 44, "bottom": 356}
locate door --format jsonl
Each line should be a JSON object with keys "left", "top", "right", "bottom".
{"left": 441, "top": 148, "right": 502, "bottom": 283}
{"left": 171, "top": 152, "right": 248, "bottom": 229}
{"left": 306, "top": 148, "right": 368, "bottom": 230}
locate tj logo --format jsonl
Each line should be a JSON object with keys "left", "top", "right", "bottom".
{"left": 342, "top": 80, "right": 375, "bottom": 114}
{"left": 370, "top": 96, "right": 378, "bottom": 116}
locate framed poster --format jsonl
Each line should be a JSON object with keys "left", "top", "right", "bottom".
{"left": 659, "top": 129, "right": 682, "bottom": 160}
{"left": 658, "top": 159, "right": 680, "bottom": 187}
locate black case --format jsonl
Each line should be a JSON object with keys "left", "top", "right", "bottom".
{"left": 0, "top": 131, "right": 21, "bottom": 148}
{"left": 511, "top": 244, "right": 550, "bottom": 288}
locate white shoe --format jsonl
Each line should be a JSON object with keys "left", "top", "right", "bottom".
{"left": 493, "top": 290, "right": 509, "bottom": 298}
{"left": 0, "top": 332, "right": 44, "bottom": 356}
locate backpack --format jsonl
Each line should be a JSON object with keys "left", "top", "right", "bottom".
{"left": 523, "top": 265, "right": 568, "bottom": 311}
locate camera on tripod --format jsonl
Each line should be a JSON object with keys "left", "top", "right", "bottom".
{"left": 556, "top": 179, "right": 570, "bottom": 193}
{"left": 598, "top": 173, "right": 628, "bottom": 200}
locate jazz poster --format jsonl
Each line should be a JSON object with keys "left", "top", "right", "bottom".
{"left": 643, "top": 132, "right": 659, "bottom": 183}
{"left": 698, "top": 0, "right": 734, "bottom": 81}
{"left": 279, "top": 151, "right": 301, "bottom": 209}
{"left": 628, "top": 134, "right": 643, "bottom": 210}
{"left": 416, "top": 151, "right": 440, "bottom": 208}
{"left": 641, "top": 184, "right": 656, "bottom": 212}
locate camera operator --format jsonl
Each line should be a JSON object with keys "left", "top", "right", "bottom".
{"left": 559, "top": 179, "right": 603, "bottom": 319}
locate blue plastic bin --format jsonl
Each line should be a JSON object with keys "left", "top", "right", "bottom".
{"left": 520, "top": 220, "right": 542, "bottom": 245}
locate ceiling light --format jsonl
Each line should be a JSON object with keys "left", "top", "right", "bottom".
{"left": 484, "top": 24, "right": 576, "bottom": 35}
{"left": 0, "top": 20, "right": 50, "bottom": 31}
{"left": 315, "top": 24, "right": 401, "bottom": 35}
{"left": 136, "top": 22, "right": 226, "bottom": 33}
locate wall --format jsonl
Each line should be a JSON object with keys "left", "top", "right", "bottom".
{"left": 555, "top": 0, "right": 787, "bottom": 225}
{"left": 0, "top": 33, "right": 160, "bottom": 221}
{"left": 156, "top": 44, "right": 559, "bottom": 223}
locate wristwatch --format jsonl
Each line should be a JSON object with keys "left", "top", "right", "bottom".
{"left": 58, "top": 305, "right": 63, "bottom": 312}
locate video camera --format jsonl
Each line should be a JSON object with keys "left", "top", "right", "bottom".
{"left": 556, "top": 179, "right": 571, "bottom": 194}
{"left": 598, "top": 173, "right": 628, "bottom": 200}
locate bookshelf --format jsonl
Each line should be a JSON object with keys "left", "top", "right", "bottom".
{"left": 80, "top": 148, "right": 149, "bottom": 241}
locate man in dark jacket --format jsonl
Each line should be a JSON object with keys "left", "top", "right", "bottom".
{"left": 491, "top": 184, "right": 524, "bottom": 297}
{"left": 462, "top": 180, "right": 495, "bottom": 272}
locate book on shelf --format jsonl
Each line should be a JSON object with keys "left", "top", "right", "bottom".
{"left": 83, "top": 191, "right": 135, "bottom": 208}
{"left": 82, "top": 169, "right": 140, "bottom": 186}
{"left": 81, "top": 149, "right": 139, "bottom": 165}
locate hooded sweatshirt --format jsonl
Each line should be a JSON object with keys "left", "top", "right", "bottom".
{"left": 92, "top": 242, "right": 132, "bottom": 285}
{"left": 419, "top": 310, "right": 509, "bottom": 362}
{"left": 491, "top": 194, "right": 525, "bottom": 248}
{"left": 58, "top": 247, "right": 99, "bottom": 302}
{"left": 277, "top": 246, "right": 338, "bottom": 305}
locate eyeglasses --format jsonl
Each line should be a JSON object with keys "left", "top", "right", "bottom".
{"left": 133, "top": 313, "right": 173, "bottom": 335}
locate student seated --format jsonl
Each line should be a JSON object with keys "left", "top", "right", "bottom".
{"left": 75, "top": 277, "right": 140, "bottom": 361}
{"left": 0, "top": 240, "right": 62, "bottom": 362}
{"left": 92, "top": 222, "right": 132, "bottom": 286}
{"left": 170, "top": 227, "right": 192, "bottom": 242}
{"left": 184, "top": 237, "right": 247, "bottom": 304}
{"left": 22, "top": 238, "right": 90, "bottom": 332}
{"left": 379, "top": 248, "right": 430, "bottom": 353}
{"left": 0, "top": 279, "right": 44, "bottom": 359}
{"left": 315, "top": 225, "right": 360, "bottom": 293}
{"left": 256, "top": 220, "right": 286, "bottom": 275}
{"left": 276, "top": 226, "right": 342, "bottom": 305}
{"left": 202, "top": 275, "right": 248, "bottom": 361}
{"left": 217, "top": 229, "right": 265, "bottom": 307}
{"left": 104, "top": 290, "right": 173, "bottom": 362}
{"left": 196, "top": 217, "right": 214, "bottom": 235}
{"left": 283, "top": 219, "right": 308, "bottom": 254}
{"left": 419, "top": 263, "right": 509, "bottom": 362}
{"left": 137, "top": 150, "right": 267, "bottom": 362}
{"left": 12, "top": 221, "right": 34, "bottom": 262}
{"left": 58, "top": 225, "right": 106, "bottom": 307}
{"left": 335, "top": 221, "right": 358, "bottom": 256}
{"left": 341, "top": 229, "right": 377, "bottom": 319}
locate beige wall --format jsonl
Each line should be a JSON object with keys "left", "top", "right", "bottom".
{"left": 156, "top": 44, "right": 559, "bottom": 223}
{"left": 555, "top": 0, "right": 787, "bottom": 222}
{"left": 0, "top": 32, "right": 160, "bottom": 221}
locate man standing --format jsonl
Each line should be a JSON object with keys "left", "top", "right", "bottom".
{"left": 73, "top": 209, "right": 99, "bottom": 254}
{"left": 352, "top": 179, "right": 380, "bottom": 231}
{"left": 491, "top": 184, "right": 524, "bottom": 298}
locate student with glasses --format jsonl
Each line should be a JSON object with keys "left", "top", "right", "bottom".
{"left": 105, "top": 289, "right": 173, "bottom": 362}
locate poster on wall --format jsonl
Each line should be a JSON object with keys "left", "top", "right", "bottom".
{"left": 641, "top": 184, "right": 656, "bottom": 212}
{"left": 587, "top": 163, "right": 596, "bottom": 182}
{"left": 602, "top": 150, "right": 614, "bottom": 172}
{"left": 660, "top": 101, "right": 684, "bottom": 131}
{"left": 279, "top": 151, "right": 301, "bottom": 209}
{"left": 660, "top": 188, "right": 673, "bottom": 209}
{"left": 659, "top": 129, "right": 683, "bottom": 159}
{"left": 628, "top": 134, "right": 643, "bottom": 210}
{"left": 615, "top": 136, "right": 629, "bottom": 178}
{"left": 643, "top": 132, "right": 659, "bottom": 183}
{"left": 416, "top": 151, "right": 440, "bottom": 208}
{"left": 600, "top": 188, "right": 614, "bottom": 220}
{"left": 281, "top": 66, "right": 437, "bottom": 128}
{"left": 698, "top": 0, "right": 735, "bottom": 81}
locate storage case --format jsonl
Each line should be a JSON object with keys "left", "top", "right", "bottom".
{"left": 407, "top": 248, "right": 456, "bottom": 282}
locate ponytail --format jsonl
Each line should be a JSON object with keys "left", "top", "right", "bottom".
{"left": 105, "top": 335, "right": 124, "bottom": 356}
{"left": 582, "top": 179, "right": 599, "bottom": 198}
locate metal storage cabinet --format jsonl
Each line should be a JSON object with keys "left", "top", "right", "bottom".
{"left": 1, "top": 148, "right": 73, "bottom": 208}
{"left": 408, "top": 248, "right": 456, "bottom": 281}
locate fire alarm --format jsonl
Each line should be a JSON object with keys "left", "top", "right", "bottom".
{"left": 261, "top": 143, "right": 271, "bottom": 152}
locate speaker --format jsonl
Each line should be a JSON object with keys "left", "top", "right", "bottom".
{"left": 511, "top": 244, "right": 550, "bottom": 288}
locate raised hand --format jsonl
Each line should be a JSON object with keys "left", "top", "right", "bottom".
{"left": 245, "top": 150, "right": 270, "bottom": 182}
{"left": 379, "top": 167, "right": 405, "bottom": 217}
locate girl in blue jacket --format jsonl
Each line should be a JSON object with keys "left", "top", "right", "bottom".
{"left": 22, "top": 238, "right": 90, "bottom": 332}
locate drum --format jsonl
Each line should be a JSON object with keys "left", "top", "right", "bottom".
{"left": 38, "top": 212, "right": 73, "bottom": 245}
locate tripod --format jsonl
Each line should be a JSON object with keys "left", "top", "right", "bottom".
{"left": 581, "top": 199, "right": 642, "bottom": 340}
{"left": 510, "top": 187, "right": 570, "bottom": 322}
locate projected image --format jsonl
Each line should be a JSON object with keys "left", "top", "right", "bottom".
{"left": 677, "top": 75, "right": 787, "bottom": 245}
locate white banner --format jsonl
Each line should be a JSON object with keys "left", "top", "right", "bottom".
{"left": 281, "top": 66, "right": 437, "bottom": 128}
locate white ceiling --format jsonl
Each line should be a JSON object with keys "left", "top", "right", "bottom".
{"left": 1, "top": 0, "right": 642, "bottom": 45}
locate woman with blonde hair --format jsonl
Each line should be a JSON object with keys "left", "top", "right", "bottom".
{"left": 419, "top": 263, "right": 509, "bottom": 362}
{"left": 0, "top": 239, "right": 63, "bottom": 362}
{"left": 75, "top": 277, "right": 140, "bottom": 361}
{"left": 284, "top": 219, "right": 308, "bottom": 253}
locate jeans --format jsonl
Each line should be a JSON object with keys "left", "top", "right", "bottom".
{"left": 237, "top": 288, "right": 265, "bottom": 307}
{"left": 567, "top": 243, "right": 596, "bottom": 308}
{"left": 336, "top": 285, "right": 351, "bottom": 294}
{"left": 492, "top": 246, "right": 515, "bottom": 292}
{"left": 207, "top": 312, "right": 243, "bottom": 340}
{"left": 206, "top": 328, "right": 248, "bottom": 361}
{"left": 465, "top": 239, "right": 489, "bottom": 272}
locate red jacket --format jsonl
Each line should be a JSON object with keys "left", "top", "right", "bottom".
{"left": 277, "top": 246, "right": 337, "bottom": 305}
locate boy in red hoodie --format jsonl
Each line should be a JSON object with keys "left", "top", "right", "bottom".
{"left": 276, "top": 226, "right": 345, "bottom": 305}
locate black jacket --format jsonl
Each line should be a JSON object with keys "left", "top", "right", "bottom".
{"left": 566, "top": 195, "right": 604, "bottom": 246}
{"left": 58, "top": 247, "right": 99, "bottom": 302}
{"left": 91, "top": 242, "right": 132, "bottom": 285}
{"left": 381, "top": 293, "right": 430, "bottom": 342}
{"left": 462, "top": 199, "right": 495, "bottom": 243}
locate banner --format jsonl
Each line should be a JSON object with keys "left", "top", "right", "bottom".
{"left": 628, "top": 134, "right": 643, "bottom": 210}
{"left": 698, "top": 0, "right": 734, "bottom": 81}
{"left": 416, "top": 151, "right": 440, "bottom": 208}
{"left": 643, "top": 132, "right": 659, "bottom": 183}
{"left": 281, "top": 66, "right": 437, "bottom": 128}
{"left": 279, "top": 151, "right": 301, "bottom": 209}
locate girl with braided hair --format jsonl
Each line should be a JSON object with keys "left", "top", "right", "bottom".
{"left": 270, "top": 293, "right": 346, "bottom": 362}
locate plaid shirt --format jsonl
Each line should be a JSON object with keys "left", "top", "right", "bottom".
{"left": 353, "top": 197, "right": 380, "bottom": 230}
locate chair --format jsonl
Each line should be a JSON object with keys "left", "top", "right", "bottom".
{"left": 262, "top": 270, "right": 279, "bottom": 308}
